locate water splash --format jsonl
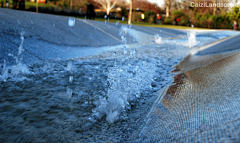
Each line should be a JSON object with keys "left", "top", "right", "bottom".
{"left": 123, "top": 46, "right": 127, "bottom": 55}
{"left": 67, "top": 60, "right": 73, "bottom": 71}
{"left": 154, "top": 34, "right": 162, "bottom": 44}
{"left": 187, "top": 31, "right": 199, "bottom": 55}
{"left": 115, "top": 21, "right": 119, "bottom": 26}
{"left": 119, "top": 25, "right": 128, "bottom": 43}
{"left": 188, "top": 30, "right": 199, "bottom": 49}
{"left": 122, "top": 16, "right": 124, "bottom": 21}
{"left": 9, "top": 31, "right": 30, "bottom": 76}
{"left": 18, "top": 31, "right": 25, "bottom": 64}
{"left": 66, "top": 60, "right": 73, "bottom": 97}
{"left": 69, "top": 76, "right": 73, "bottom": 83}
{"left": 66, "top": 87, "right": 73, "bottom": 98}
{"left": 68, "top": 17, "right": 75, "bottom": 27}
{"left": 90, "top": 49, "right": 156, "bottom": 123}
{"left": 17, "top": 20, "right": 21, "bottom": 24}
{"left": 0, "top": 59, "right": 8, "bottom": 82}
{"left": 130, "top": 49, "right": 136, "bottom": 58}
{"left": 129, "top": 23, "right": 132, "bottom": 28}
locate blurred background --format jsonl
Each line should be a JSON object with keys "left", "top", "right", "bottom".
{"left": 1, "top": 0, "right": 240, "bottom": 30}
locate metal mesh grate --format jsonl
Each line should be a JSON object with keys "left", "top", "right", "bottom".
{"left": 136, "top": 52, "right": 240, "bottom": 142}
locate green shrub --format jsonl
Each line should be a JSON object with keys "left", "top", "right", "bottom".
{"left": 164, "top": 17, "right": 172, "bottom": 24}
{"left": 172, "top": 10, "right": 185, "bottom": 18}
{"left": 144, "top": 11, "right": 156, "bottom": 23}
{"left": 132, "top": 12, "right": 142, "bottom": 22}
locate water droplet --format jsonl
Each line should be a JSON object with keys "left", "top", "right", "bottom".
{"left": 123, "top": 46, "right": 127, "bottom": 55}
{"left": 130, "top": 49, "right": 136, "bottom": 58}
{"left": 67, "top": 60, "right": 73, "bottom": 71}
{"left": 115, "top": 21, "right": 119, "bottom": 26}
{"left": 129, "top": 23, "right": 132, "bottom": 28}
{"left": 53, "top": 23, "right": 55, "bottom": 27}
{"left": 17, "top": 20, "right": 21, "bottom": 24}
{"left": 154, "top": 34, "right": 162, "bottom": 44}
{"left": 79, "top": 8, "right": 81, "bottom": 13}
{"left": 122, "top": 16, "right": 124, "bottom": 21}
{"left": 31, "top": 21, "right": 33, "bottom": 24}
{"left": 69, "top": 76, "right": 73, "bottom": 83}
{"left": 66, "top": 87, "right": 73, "bottom": 98}
{"left": 68, "top": 17, "right": 75, "bottom": 27}
{"left": 104, "top": 15, "right": 107, "bottom": 19}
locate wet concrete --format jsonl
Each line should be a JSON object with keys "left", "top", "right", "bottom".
{"left": 0, "top": 8, "right": 132, "bottom": 47}
{"left": 197, "top": 33, "right": 240, "bottom": 55}
{"left": 137, "top": 51, "right": 240, "bottom": 142}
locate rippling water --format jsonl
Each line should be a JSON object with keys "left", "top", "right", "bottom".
{"left": 0, "top": 44, "right": 189, "bottom": 142}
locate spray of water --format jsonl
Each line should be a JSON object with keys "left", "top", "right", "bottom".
{"left": 1, "top": 31, "right": 30, "bottom": 82}
{"left": 188, "top": 30, "right": 198, "bottom": 49}
{"left": 115, "top": 21, "right": 119, "bottom": 26}
{"left": 66, "top": 60, "right": 74, "bottom": 97}
{"left": 68, "top": 17, "right": 75, "bottom": 27}
{"left": 154, "top": 34, "right": 162, "bottom": 44}
{"left": 10, "top": 31, "right": 30, "bottom": 76}
{"left": 18, "top": 31, "right": 25, "bottom": 64}
{"left": 188, "top": 30, "right": 199, "bottom": 55}
{"left": 0, "top": 59, "right": 8, "bottom": 82}
{"left": 89, "top": 48, "right": 156, "bottom": 123}
{"left": 119, "top": 25, "right": 128, "bottom": 43}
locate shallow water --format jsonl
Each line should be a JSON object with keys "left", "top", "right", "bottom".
{"left": 0, "top": 44, "right": 189, "bottom": 142}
